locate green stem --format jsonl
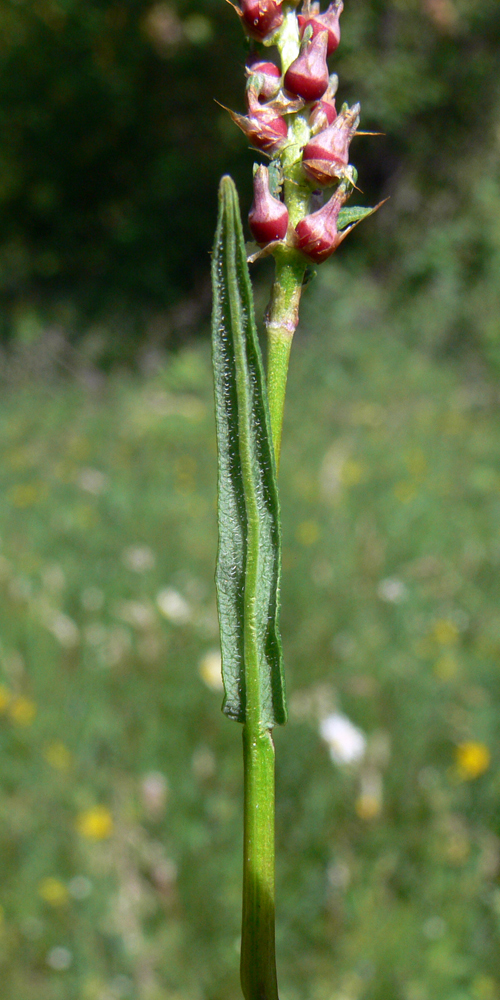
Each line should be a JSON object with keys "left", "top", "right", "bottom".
{"left": 239, "top": 256, "right": 305, "bottom": 1000}
{"left": 266, "top": 254, "right": 306, "bottom": 470}
{"left": 240, "top": 725, "right": 278, "bottom": 1000}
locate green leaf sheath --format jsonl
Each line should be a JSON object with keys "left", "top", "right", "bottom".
{"left": 211, "top": 175, "right": 286, "bottom": 732}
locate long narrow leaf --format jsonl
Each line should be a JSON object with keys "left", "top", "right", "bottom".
{"left": 211, "top": 175, "right": 286, "bottom": 730}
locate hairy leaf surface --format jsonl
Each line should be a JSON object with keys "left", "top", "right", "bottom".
{"left": 211, "top": 175, "right": 286, "bottom": 729}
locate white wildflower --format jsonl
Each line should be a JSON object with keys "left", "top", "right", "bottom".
{"left": 48, "top": 612, "right": 80, "bottom": 648}
{"left": 122, "top": 545, "right": 156, "bottom": 572}
{"left": 102, "top": 627, "right": 132, "bottom": 667}
{"left": 377, "top": 577, "right": 408, "bottom": 603}
{"left": 327, "top": 860, "right": 350, "bottom": 890}
{"left": 114, "top": 600, "right": 156, "bottom": 629}
{"left": 140, "top": 771, "right": 169, "bottom": 818}
{"left": 78, "top": 468, "right": 107, "bottom": 495}
{"left": 68, "top": 876, "right": 92, "bottom": 900}
{"left": 46, "top": 946, "right": 72, "bottom": 970}
{"left": 41, "top": 564, "right": 66, "bottom": 592}
{"left": 320, "top": 712, "right": 366, "bottom": 765}
{"left": 156, "top": 587, "right": 191, "bottom": 624}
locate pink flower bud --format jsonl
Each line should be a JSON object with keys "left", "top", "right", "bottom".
{"left": 301, "top": 103, "right": 360, "bottom": 184}
{"left": 298, "top": 0, "right": 343, "bottom": 55}
{"left": 309, "top": 73, "right": 338, "bottom": 130}
{"left": 294, "top": 186, "right": 346, "bottom": 262}
{"left": 246, "top": 58, "right": 282, "bottom": 101}
{"left": 283, "top": 31, "right": 329, "bottom": 102}
{"left": 228, "top": 89, "right": 288, "bottom": 154}
{"left": 248, "top": 165, "right": 289, "bottom": 245}
{"left": 238, "top": 0, "right": 284, "bottom": 40}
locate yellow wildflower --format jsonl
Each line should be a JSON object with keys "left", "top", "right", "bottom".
{"left": 432, "top": 619, "right": 459, "bottom": 646}
{"left": 8, "top": 483, "right": 47, "bottom": 508}
{"left": 0, "top": 685, "right": 12, "bottom": 713}
{"left": 455, "top": 742, "right": 490, "bottom": 780}
{"left": 355, "top": 794, "right": 381, "bottom": 821}
{"left": 341, "top": 460, "right": 365, "bottom": 486}
{"left": 44, "top": 742, "right": 72, "bottom": 771}
{"left": 433, "top": 654, "right": 458, "bottom": 681}
{"left": 355, "top": 770, "right": 383, "bottom": 820}
{"left": 38, "top": 877, "right": 68, "bottom": 906}
{"left": 76, "top": 806, "right": 113, "bottom": 840}
{"left": 9, "top": 696, "right": 37, "bottom": 726}
{"left": 199, "top": 650, "right": 223, "bottom": 692}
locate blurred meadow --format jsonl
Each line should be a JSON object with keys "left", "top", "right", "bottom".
{"left": 1, "top": 0, "right": 500, "bottom": 999}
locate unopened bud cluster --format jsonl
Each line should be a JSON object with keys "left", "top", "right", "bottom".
{"left": 227, "top": 0, "right": 365, "bottom": 263}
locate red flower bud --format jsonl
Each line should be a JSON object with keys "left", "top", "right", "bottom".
{"left": 246, "top": 58, "right": 282, "bottom": 101}
{"left": 283, "top": 31, "right": 329, "bottom": 102}
{"left": 294, "top": 186, "right": 347, "bottom": 262}
{"left": 237, "top": 0, "right": 284, "bottom": 40}
{"left": 248, "top": 165, "right": 289, "bottom": 245}
{"left": 309, "top": 73, "right": 337, "bottom": 130}
{"left": 298, "top": 0, "right": 343, "bottom": 56}
{"left": 301, "top": 103, "right": 359, "bottom": 184}
{"left": 228, "top": 88, "right": 288, "bottom": 154}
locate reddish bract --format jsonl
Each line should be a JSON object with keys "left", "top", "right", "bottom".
{"left": 309, "top": 96, "right": 337, "bottom": 131}
{"left": 239, "top": 0, "right": 284, "bottom": 40}
{"left": 283, "top": 31, "right": 329, "bottom": 102}
{"left": 249, "top": 165, "right": 289, "bottom": 245}
{"left": 294, "top": 187, "right": 345, "bottom": 262}
{"left": 246, "top": 58, "right": 282, "bottom": 101}
{"left": 298, "top": 0, "right": 343, "bottom": 56}
{"left": 229, "top": 89, "right": 288, "bottom": 154}
{"left": 302, "top": 103, "right": 359, "bottom": 184}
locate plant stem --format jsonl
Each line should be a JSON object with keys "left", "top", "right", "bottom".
{"left": 240, "top": 257, "right": 305, "bottom": 1000}
{"left": 240, "top": 725, "right": 278, "bottom": 1000}
{"left": 266, "top": 253, "right": 306, "bottom": 470}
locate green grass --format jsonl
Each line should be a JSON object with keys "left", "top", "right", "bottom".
{"left": 1, "top": 263, "right": 500, "bottom": 1000}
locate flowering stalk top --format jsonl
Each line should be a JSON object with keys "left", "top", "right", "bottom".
{"left": 225, "top": 0, "right": 381, "bottom": 275}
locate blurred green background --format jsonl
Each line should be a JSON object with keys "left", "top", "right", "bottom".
{"left": 2, "top": 0, "right": 500, "bottom": 998}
